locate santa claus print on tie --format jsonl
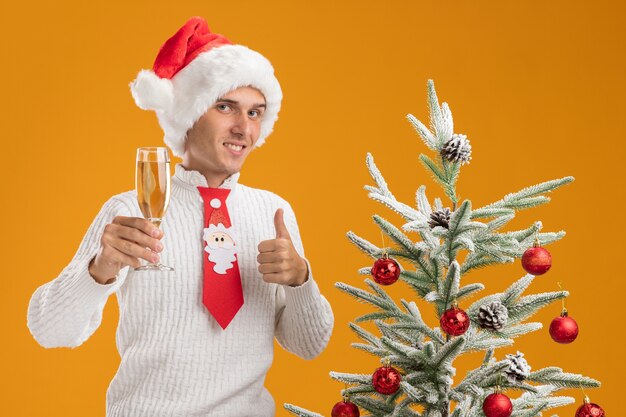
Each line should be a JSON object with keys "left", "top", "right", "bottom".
{"left": 203, "top": 223, "right": 237, "bottom": 274}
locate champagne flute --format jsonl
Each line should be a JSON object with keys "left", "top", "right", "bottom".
{"left": 135, "top": 147, "right": 174, "bottom": 271}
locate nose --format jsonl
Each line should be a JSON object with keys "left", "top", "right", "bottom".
{"left": 231, "top": 112, "right": 252, "bottom": 138}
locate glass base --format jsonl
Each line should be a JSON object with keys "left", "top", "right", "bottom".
{"left": 134, "top": 262, "right": 175, "bottom": 272}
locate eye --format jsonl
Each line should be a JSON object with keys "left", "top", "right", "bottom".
{"left": 220, "top": 237, "right": 224, "bottom": 241}
{"left": 248, "top": 110, "right": 262, "bottom": 119}
{"left": 214, "top": 237, "right": 219, "bottom": 242}
{"left": 217, "top": 104, "right": 231, "bottom": 112}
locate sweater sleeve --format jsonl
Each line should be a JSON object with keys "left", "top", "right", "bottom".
{"left": 274, "top": 201, "right": 334, "bottom": 360}
{"left": 27, "top": 196, "right": 132, "bottom": 349}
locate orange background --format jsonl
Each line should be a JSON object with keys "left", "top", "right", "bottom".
{"left": 1, "top": 1, "right": 624, "bottom": 416}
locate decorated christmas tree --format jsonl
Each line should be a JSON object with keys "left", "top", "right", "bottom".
{"left": 284, "top": 81, "right": 603, "bottom": 417}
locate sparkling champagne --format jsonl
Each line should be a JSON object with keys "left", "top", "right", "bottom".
{"left": 136, "top": 160, "right": 171, "bottom": 225}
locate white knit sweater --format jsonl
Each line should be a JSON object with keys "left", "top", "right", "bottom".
{"left": 27, "top": 163, "right": 334, "bottom": 417}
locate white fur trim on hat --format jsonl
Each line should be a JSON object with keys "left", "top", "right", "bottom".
{"left": 130, "top": 44, "right": 282, "bottom": 158}
{"left": 129, "top": 69, "right": 174, "bottom": 112}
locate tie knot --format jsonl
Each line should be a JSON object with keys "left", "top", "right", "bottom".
{"left": 197, "top": 186, "right": 230, "bottom": 201}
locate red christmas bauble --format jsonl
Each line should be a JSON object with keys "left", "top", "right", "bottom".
{"left": 372, "top": 365, "right": 401, "bottom": 395}
{"left": 549, "top": 311, "right": 579, "bottom": 344}
{"left": 331, "top": 399, "right": 360, "bottom": 417}
{"left": 521, "top": 245, "right": 552, "bottom": 275}
{"left": 440, "top": 306, "right": 470, "bottom": 336}
{"left": 575, "top": 401, "right": 605, "bottom": 417}
{"left": 482, "top": 393, "right": 513, "bottom": 417}
{"left": 371, "top": 257, "right": 401, "bottom": 285}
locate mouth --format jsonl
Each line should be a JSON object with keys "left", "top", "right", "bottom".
{"left": 223, "top": 142, "right": 247, "bottom": 155}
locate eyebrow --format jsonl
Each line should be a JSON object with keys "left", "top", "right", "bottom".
{"left": 216, "top": 98, "right": 266, "bottom": 108}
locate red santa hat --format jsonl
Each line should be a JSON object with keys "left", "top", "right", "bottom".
{"left": 207, "top": 197, "right": 231, "bottom": 228}
{"left": 129, "top": 16, "right": 282, "bottom": 158}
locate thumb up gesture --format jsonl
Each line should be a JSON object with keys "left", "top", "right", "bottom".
{"left": 257, "top": 208, "right": 308, "bottom": 287}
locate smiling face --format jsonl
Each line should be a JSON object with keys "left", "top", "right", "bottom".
{"left": 182, "top": 86, "right": 266, "bottom": 186}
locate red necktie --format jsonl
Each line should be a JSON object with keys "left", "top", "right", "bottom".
{"left": 197, "top": 186, "right": 244, "bottom": 329}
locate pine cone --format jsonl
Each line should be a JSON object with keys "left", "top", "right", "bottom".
{"left": 410, "top": 342, "right": 425, "bottom": 371}
{"left": 428, "top": 208, "right": 452, "bottom": 229}
{"left": 410, "top": 340, "right": 424, "bottom": 350}
{"left": 441, "top": 133, "right": 472, "bottom": 165}
{"left": 477, "top": 301, "right": 509, "bottom": 330}
{"left": 504, "top": 351, "right": 531, "bottom": 383}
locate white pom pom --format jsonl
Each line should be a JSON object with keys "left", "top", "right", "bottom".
{"left": 129, "top": 69, "right": 173, "bottom": 112}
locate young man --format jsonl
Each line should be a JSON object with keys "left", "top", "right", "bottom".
{"left": 27, "top": 17, "right": 334, "bottom": 417}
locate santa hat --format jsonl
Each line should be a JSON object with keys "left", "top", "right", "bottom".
{"left": 207, "top": 197, "right": 230, "bottom": 228}
{"left": 129, "top": 16, "right": 282, "bottom": 158}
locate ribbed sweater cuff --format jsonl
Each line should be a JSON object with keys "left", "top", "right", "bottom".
{"left": 60, "top": 255, "right": 124, "bottom": 305}
{"left": 282, "top": 258, "right": 321, "bottom": 309}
